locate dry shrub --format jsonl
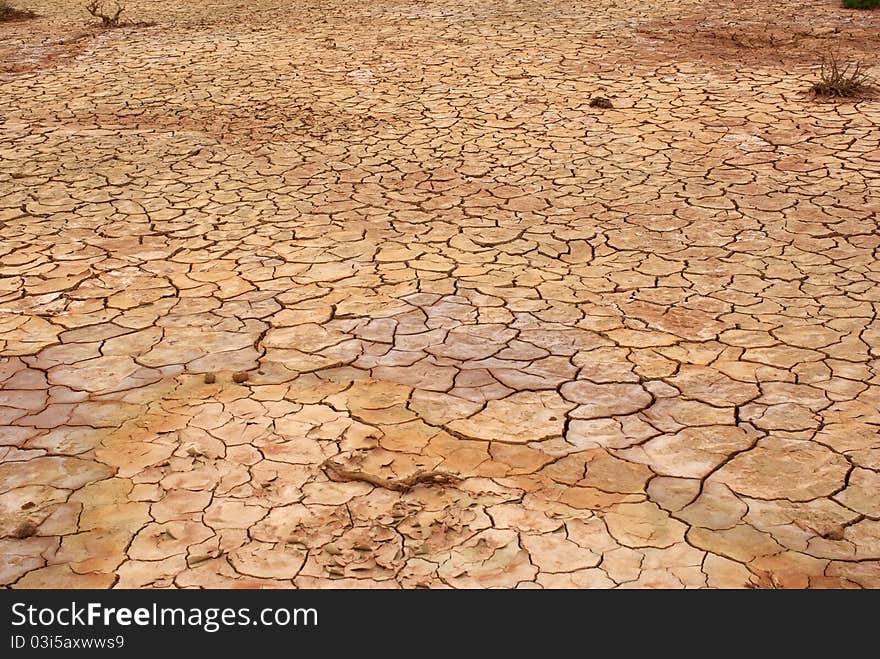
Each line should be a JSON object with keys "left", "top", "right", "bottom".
{"left": 0, "top": 0, "right": 36, "bottom": 21}
{"left": 85, "top": 0, "right": 124, "bottom": 27}
{"left": 810, "top": 51, "right": 872, "bottom": 98}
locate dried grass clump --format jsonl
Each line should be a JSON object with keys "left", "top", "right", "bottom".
{"left": 85, "top": 0, "right": 124, "bottom": 27}
{"left": 810, "top": 51, "right": 872, "bottom": 98}
{"left": 0, "top": 0, "right": 36, "bottom": 21}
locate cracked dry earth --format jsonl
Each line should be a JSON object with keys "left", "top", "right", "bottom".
{"left": 1, "top": 0, "right": 880, "bottom": 590}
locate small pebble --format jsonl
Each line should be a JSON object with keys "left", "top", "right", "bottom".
{"left": 204, "top": 373, "right": 216, "bottom": 384}
{"left": 232, "top": 371, "right": 249, "bottom": 383}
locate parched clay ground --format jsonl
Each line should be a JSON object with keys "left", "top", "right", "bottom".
{"left": 1, "top": 0, "right": 879, "bottom": 589}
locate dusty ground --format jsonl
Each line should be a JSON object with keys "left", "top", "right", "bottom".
{"left": 1, "top": 0, "right": 879, "bottom": 589}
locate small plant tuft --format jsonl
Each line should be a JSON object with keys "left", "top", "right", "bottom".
{"left": 0, "top": 0, "right": 36, "bottom": 21}
{"left": 842, "top": 0, "right": 879, "bottom": 9}
{"left": 85, "top": 0, "right": 124, "bottom": 27}
{"left": 810, "top": 51, "right": 872, "bottom": 98}
{"left": 11, "top": 520, "right": 39, "bottom": 539}
{"left": 589, "top": 96, "right": 614, "bottom": 109}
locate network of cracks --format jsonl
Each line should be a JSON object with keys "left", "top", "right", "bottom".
{"left": 1, "top": 0, "right": 879, "bottom": 588}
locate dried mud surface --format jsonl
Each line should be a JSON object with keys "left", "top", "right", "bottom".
{"left": 1, "top": 0, "right": 879, "bottom": 589}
